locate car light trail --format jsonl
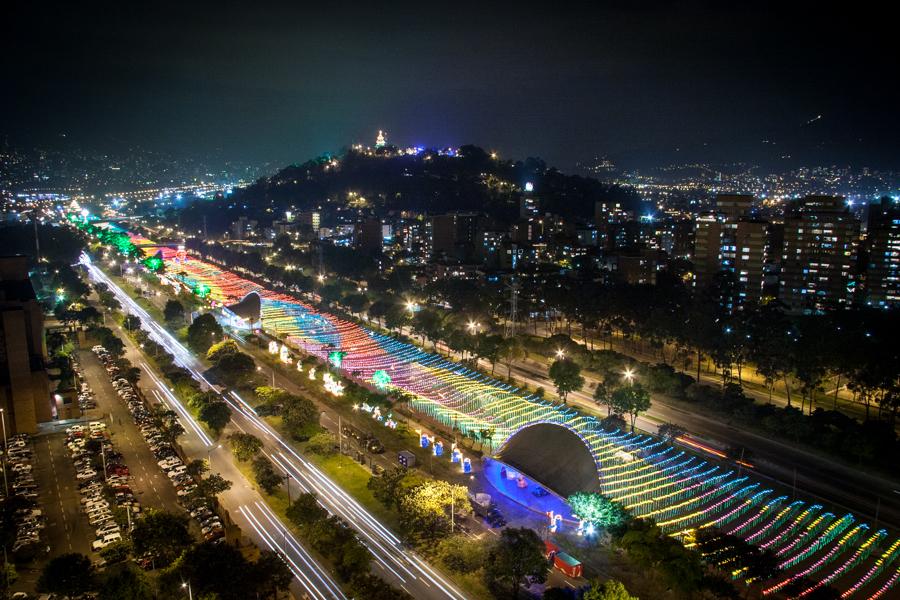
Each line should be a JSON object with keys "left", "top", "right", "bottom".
{"left": 237, "top": 503, "right": 346, "bottom": 600}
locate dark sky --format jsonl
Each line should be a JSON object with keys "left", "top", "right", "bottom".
{"left": 3, "top": 1, "right": 898, "bottom": 170}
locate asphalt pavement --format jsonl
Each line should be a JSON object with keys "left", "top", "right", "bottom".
{"left": 77, "top": 349, "right": 182, "bottom": 512}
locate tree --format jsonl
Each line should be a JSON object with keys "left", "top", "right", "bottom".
{"left": 37, "top": 553, "right": 95, "bottom": 597}
{"left": 548, "top": 358, "right": 584, "bottom": 404}
{"left": 123, "top": 314, "right": 142, "bottom": 332}
{"left": 583, "top": 579, "right": 638, "bottom": 600}
{"left": 172, "top": 540, "right": 260, "bottom": 600}
{"left": 436, "top": 534, "right": 487, "bottom": 573}
{"left": 384, "top": 303, "right": 409, "bottom": 333}
{"left": 131, "top": 511, "right": 193, "bottom": 567}
{"left": 255, "top": 385, "right": 289, "bottom": 404}
{"left": 286, "top": 493, "right": 328, "bottom": 528}
{"left": 484, "top": 527, "right": 548, "bottom": 599}
{"left": 187, "top": 313, "right": 223, "bottom": 353}
{"left": 186, "top": 458, "right": 210, "bottom": 478}
{"left": 568, "top": 492, "right": 629, "bottom": 530}
{"left": 610, "top": 384, "right": 651, "bottom": 432}
{"left": 477, "top": 334, "right": 504, "bottom": 374}
{"left": 99, "top": 539, "right": 133, "bottom": 564}
{"left": 228, "top": 432, "right": 263, "bottom": 462}
{"left": 1, "top": 562, "right": 18, "bottom": 593}
{"left": 74, "top": 305, "right": 102, "bottom": 327}
{"left": 252, "top": 455, "right": 284, "bottom": 494}
{"left": 593, "top": 380, "right": 613, "bottom": 416}
{"left": 196, "top": 473, "right": 233, "bottom": 498}
{"left": 164, "top": 299, "right": 186, "bottom": 324}
{"left": 398, "top": 480, "right": 470, "bottom": 541}
{"left": 367, "top": 466, "right": 414, "bottom": 510}
{"left": 281, "top": 394, "right": 319, "bottom": 437}
{"left": 345, "top": 293, "right": 370, "bottom": 315}
{"left": 412, "top": 307, "right": 446, "bottom": 349}
{"left": 349, "top": 573, "right": 414, "bottom": 600}
{"left": 206, "top": 338, "right": 240, "bottom": 362}
{"left": 499, "top": 337, "right": 526, "bottom": 378}
{"left": 253, "top": 550, "right": 295, "bottom": 599}
{"left": 199, "top": 400, "right": 231, "bottom": 434}
{"left": 307, "top": 431, "right": 336, "bottom": 455}
{"left": 99, "top": 564, "right": 154, "bottom": 600}
{"left": 213, "top": 351, "right": 256, "bottom": 386}
{"left": 123, "top": 365, "right": 142, "bottom": 385}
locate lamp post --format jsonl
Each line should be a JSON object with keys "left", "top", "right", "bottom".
{"left": 256, "top": 365, "right": 276, "bottom": 387}
{"left": 0, "top": 408, "right": 8, "bottom": 497}
{"left": 555, "top": 348, "right": 566, "bottom": 359}
{"left": 623, "top": 368, "right": 634, "bottom": 385}
{"left": 181, "top": 582, "right": 193, "bottom": 600}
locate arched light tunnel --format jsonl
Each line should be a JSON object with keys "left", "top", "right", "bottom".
{"left": 496, "top": 423, "right": 602, "bottom": 498}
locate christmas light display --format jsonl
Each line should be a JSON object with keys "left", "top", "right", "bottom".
{"left": 112, "top": 229, "right": 900, "bottom": 597}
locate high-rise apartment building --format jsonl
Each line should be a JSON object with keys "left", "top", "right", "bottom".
{"left": 780, "top": 195, "right": 859, "bottom": 312}
{"left": 722, "top": 219, "right": 768, "bottom": 304}
{"left": 692, "top": 214, "right": 724, "bottom": 289}
{"left": 1, "top": 256, "right": 51, "bottom": 434}
{"left": 865, "top": 197, "right": 900, "bottom": 307}
{"left": 692, "top": 195, "right": 768, "bottom": 304}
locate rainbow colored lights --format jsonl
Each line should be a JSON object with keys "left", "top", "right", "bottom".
{"left": 123, "top": 233, "right": 898, "bottom": 598}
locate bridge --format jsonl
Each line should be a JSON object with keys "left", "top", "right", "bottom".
{"left": 126, "top": 234, "right": 900, "bottom": 597}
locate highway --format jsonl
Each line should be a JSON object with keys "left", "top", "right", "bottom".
{"left": 83, "top": 254, "right": 469, "bottom": 600}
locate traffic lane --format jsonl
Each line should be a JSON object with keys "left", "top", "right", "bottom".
{"left": 76, "top": 349, "right": 180, "bottom": 511}
{"left": 226, "top": 397, "right": 467, "bottom": 600}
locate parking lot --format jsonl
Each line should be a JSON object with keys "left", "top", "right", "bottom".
{"left": 76, "top": 348, "right": 181, "bottom": 512}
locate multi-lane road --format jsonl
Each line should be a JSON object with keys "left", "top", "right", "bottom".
{"left": 83, "top": 255, "right": 469, "bottom": 600}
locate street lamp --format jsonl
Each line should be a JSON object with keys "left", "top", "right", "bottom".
{"left": 467, "top": 321, "right": 479, "bottom": 334}
{"left": 405, "top": 300, "right": 417, "bottom": 313}
{"left": 623, "top": 368, "right": 634, "bottom": 384}
{"left": 181, "top": 582, "right": 193, "bottom": 600}
{"left": 555, "top": 348, "right": 565, "bottom": 359}
{"left": 0, "top": 408, "right": 8, "bottom": 497}
{"left": 257, "top": 365, "right": 275, "bottom": 387}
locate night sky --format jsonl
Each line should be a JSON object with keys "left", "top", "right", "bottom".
{"left": 4, "top": 2, "right": 897, "bottom": 170}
